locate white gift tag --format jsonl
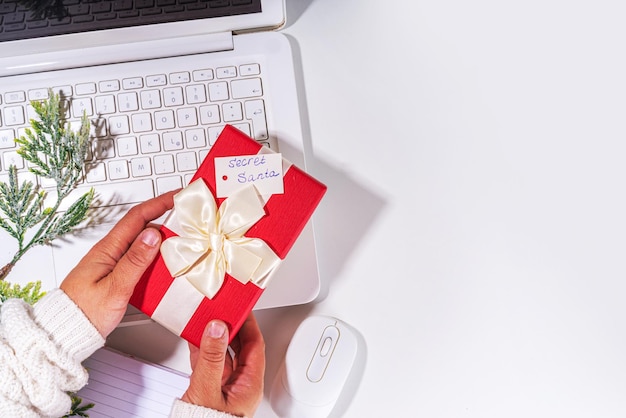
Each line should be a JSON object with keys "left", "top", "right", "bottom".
{"left": 215, "top": 153, "right": 284, "bottom": 198}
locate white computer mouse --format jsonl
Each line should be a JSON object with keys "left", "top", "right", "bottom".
{"left": 270, "top": 315, "right": 359, "bottom": 418}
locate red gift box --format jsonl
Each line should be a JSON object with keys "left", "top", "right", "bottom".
{"left": 130, "top": 125, "right": 326, "bottom": 346}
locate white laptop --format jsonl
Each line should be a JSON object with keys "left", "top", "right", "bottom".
{"left": 0, "top": 0, "right": 321, "bottom": 311}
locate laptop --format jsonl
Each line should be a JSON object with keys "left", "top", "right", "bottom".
{"left": 0, "top": 0, "right": 321, "bottom": 312}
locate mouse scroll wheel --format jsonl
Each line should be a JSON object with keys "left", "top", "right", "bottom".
{"left": 320, "top": 336, "right": 333, "bottom": 357}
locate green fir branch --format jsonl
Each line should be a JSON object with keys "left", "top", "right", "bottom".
{"left": 0, "top": 90, "right": 93, "bottom": 279}
{"left": 0, "top": 91, "right": 96, "bottom": 416}
{"left": 0, "top": 280, "right": 45, "bottom": 305}
{"left": 63, "top": 393, "right": 94, "bottom": 417}
{"left": 37, "top": 188, "right": 94, "bottom": 246}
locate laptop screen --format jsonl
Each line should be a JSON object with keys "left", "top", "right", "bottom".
{"left": 0, "top": 0, "right": 263, "bottom": 43}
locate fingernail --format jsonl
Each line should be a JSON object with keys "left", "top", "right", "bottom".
{"left": 206, "top": 320, "right": 227, "bottom": 339}
{"left": 140, "top": 229, "right": 160, "bottom": 247}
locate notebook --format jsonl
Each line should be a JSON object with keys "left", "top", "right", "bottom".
{"left": 0, "top": 0, "right": 322, "bottom": 311}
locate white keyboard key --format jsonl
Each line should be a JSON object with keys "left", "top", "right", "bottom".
{"left": 216, "top": 66, "right": 237, "bottom": 79}
{"left": 232, "top": 123, "right": 251, "bottom": 137}
{"left": 163, "top": 131, "right": 183, "bottom": 151}
{"left": 192, "top": 69, "right": 214, "bottom": 81}
{"left": 146, "top": 74, "right": 167, "bottom": 87}
{"left": 199, "top": 104, "right": 220, "bottom": 124}
{"left": 109, "top": 115, "right": 130, "bottom": 135}
{"left": 131, "top": 113, "right": 153, "bottom": 133}
{"left": 176, "top": 152, "right": 197, "bottom": 172}
{"left": 185, "top": 128, "right": 206, "bottom": 149}
{"left": 239, "top": 64, "right": 260, "bottom": 76}
{"left": 108, "top": 160, "right": 129, "bottom": 180}
{"left": 3, "top": 151, "right": 23, "bottom": 169}
{"left": 154, "top": 154, "right": 175, "bottom": 175}
{"left": 163, "top": 87, "right": 184, "bottom": 107}
{"left": 90, "top": 118, "right": 108, "bottom": 138}
{"left": 5, "top": 91, "right": 26, "bottom": 103}
{"left": 140, "top": 89, "right": 162, "bottom": 110}
{"left": 207, "top": 126, "right": 224, "bottom": 146}
{"left": 177, "top": 107, "right": 197, "bottom": 127}
{"left": 28, "top": 88, "right": 49, "bottom": 101}
{"left": 131, "top": 157, "right": 152, "bottom": 177}
{"left": 185, "top": 85, "right": 207, "bottom": 104}
{"left": 75, "top": 83, "right": 97, "bottom": 95}
{"left": 25, "top": 104, "right": 37, "bottom": 121}
{"left": 118, "top": 92, "right": 139, "bottom": 112}
{"left": 17, "top": 127, "right": 29, "bottom": 140}
{"left": 93, "top": 138, "right": 115, "bottom": 159}
{"left": 208, "top": 82, "right": 229, "bottom": 102}
{"left": 154, "top": 110, "right": 175, "bottom": 130}
{"left": 170, "top": 72, "right": 191, "bottom": 84}
{"left": 222, "top": 102, "right": 243, "bottom": 122}
{"left": 99, "top": 80, "right": 120, "bottom": 92}
{"left": 72, "top": 98, "right": 93, "bottom": 117}
{"left": 156, "top": 176, "right": 182, "bottom": 194}
{"left": 52, "top": 85, "right": 73, "bottom": 98}
{"left": 95, "top": 95, "right": 116, "bottom": 114}
{"left": 123, "top": 77, "right": 144, "bottom": 90}
{"left": 117, "top": 136, "right": 138, "bottom": 157}
{"left": 86, "top": 161, "right": 107, "bottom": 183}
{"left": 244, "top": 99, "right": 268, "bottom": 140}
{"left": 140, "top": 134, "right": 160, "bottom": 154}
{"left": 3, "top": 106, "right": 25, "bottom": 126}
{"left": 231, "top": 78, "right": 263, "bottom": 99}
{"left": 0, "top": 129, "right": 15, "bottom": 149}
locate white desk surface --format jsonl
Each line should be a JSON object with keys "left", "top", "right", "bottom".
{"left": 115, "top": 1, "right": 626, "bottom": 417}
{"left": 277, "top": 1, "right": 626, "bottom": 417}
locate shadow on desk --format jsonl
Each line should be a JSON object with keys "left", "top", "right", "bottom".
{"left": 284, "top": 34, "right": 388, "bottom": 301}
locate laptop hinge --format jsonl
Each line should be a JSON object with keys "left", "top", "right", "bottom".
{"left": 0, "top": 32, "right": 234, "bottom": 77}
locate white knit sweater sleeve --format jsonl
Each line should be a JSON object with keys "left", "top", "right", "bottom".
{"left": 169, "top": 398, "right": 244, "bottom": 418}
{"left": 0, "top": 288, "right": 104, "bottom": 417}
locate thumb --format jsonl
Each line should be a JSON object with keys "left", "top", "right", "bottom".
{"left": 183, "top": 320, "right": 230, "bottom": 406}
{"left": 111, "top": 227, "right": 161, "bottom": 295}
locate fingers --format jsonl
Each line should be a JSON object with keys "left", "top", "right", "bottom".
{"left": 105, "top": 227, "right": 162, "bottom": 298}
{"left": 182, "top": 320, "right": 230, "bottom": 407}
{"left": 228, "top": 313, "right": 265, "bottom": 409}
{"left": 234, "top": 314, "right": 265, "bottom": 375}
{"left": 91, "top": 190, "right": 177, "bottom": 264}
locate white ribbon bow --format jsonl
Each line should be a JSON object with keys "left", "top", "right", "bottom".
{"left": 160, "top": 179, "right": 281, "bottom": 299}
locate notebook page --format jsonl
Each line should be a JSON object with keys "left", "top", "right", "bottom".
{"left": 77, "top": 347, "right": 190, "bottom": 417}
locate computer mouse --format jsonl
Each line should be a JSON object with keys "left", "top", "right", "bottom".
{"left": 270, "top": 315, "right": 359, "bottom": 418}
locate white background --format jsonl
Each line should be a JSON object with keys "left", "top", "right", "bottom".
{"left": 255, "top": 0, "right": 626, "bottom": 417}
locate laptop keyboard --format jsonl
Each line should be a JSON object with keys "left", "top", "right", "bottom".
{"left": 0, "top": 0, "right": 263, "bottom": 42}
{"left": 0, "top": 59, "right": 271, "bottom": 210}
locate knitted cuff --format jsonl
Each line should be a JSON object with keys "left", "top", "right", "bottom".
{"left": 33, "top": 289, "right": 104, "bottom": 362}
{"left": 169, "top": 398, "right": 243, "bottom": 418}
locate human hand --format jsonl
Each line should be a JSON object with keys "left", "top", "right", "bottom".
{"left": 60, "top": 191, "right": 176, "bottom": 337}
{"left": 182, "top": 314, "right": 266, "bottom": 417}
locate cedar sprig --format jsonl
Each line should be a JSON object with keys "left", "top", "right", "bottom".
{"left": 0, "top": 280, "right": 45, "bottom": 305}
{"left": 0, "top": 91, "right": 94, "bottom": 280}
{"left": 63, "top": 394, "right": 94, "bottom": 417}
